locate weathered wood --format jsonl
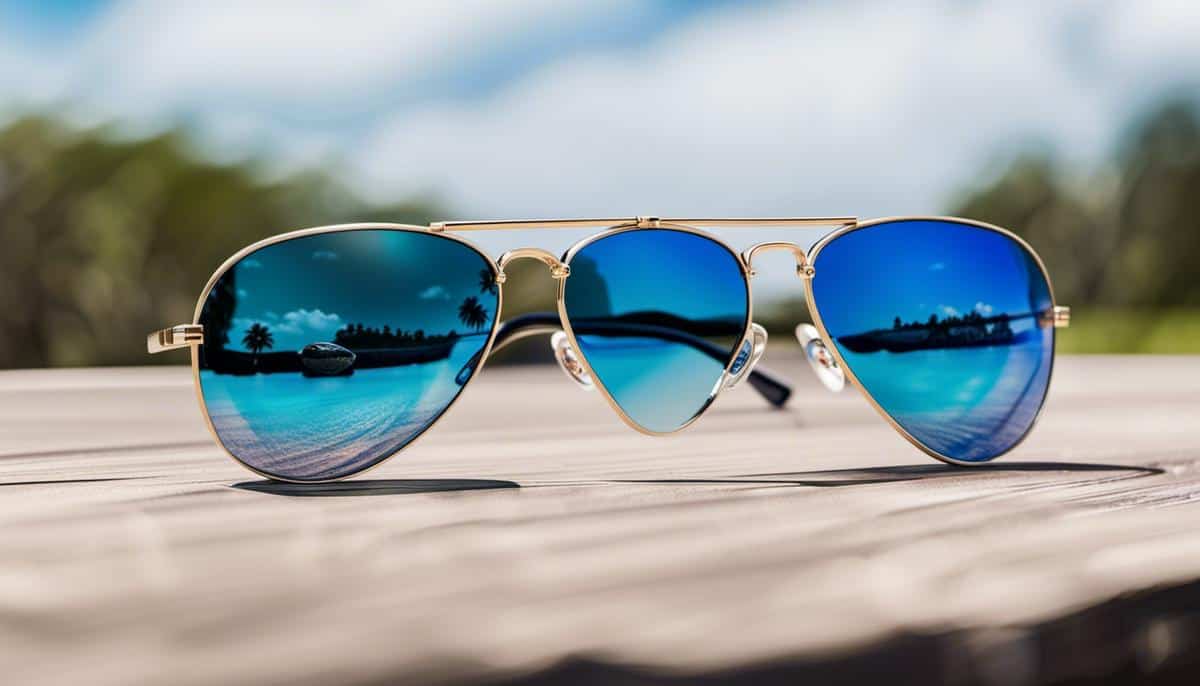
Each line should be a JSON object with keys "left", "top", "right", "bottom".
{"left": 0, "top": 354, "right": 1198, "bottom": 685}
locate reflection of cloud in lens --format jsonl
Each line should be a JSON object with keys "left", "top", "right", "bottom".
{"left": 419, "top": 285, "right": 450, "bottom": 300}
{"left": 234, "top": 309, "right": 342, "bottom": 337}
{"left": 929, "top": 262, "right": 945, "bottom": 271}
{"left": 312, "top": 250, "right": 339, "bottom": 261}
{"left": 241, "top": 258, "right": 263, "bottom": 269}
{"left": 278, "top": 309, "right": 342, "bottom": 334}
{"left": 974, "top": 301, "right": 994, "bottom": 315}
{"left": 939, "top": 305, "right": 960, "bottom": 317}
{"left": 237, "top": 288, "right": 248, "bottom": 298}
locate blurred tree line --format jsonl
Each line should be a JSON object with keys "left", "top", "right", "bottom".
{"left": 953, "top": 99, "right": 1200, "bottom": 308}
{"left": 759, "top": 99, "right": 1200, "bottom": 352}
{"left": 0, "top": 118, "right": 440, "bottom": 367}
{"left": 1, "top": 99, "right": 1198, "bottom": 368}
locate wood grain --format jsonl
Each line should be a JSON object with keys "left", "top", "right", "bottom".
{"left": 1, "top": 354, "right": 1198, "bottom": 685}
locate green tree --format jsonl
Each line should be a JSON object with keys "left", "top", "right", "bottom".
{"left": 0, "top": 116, "right": 442, "bottom": 368}
{"left": 953, "top": 99, "right": 1200, "bottom": 307}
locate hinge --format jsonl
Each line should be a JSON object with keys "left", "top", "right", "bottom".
{"left": 147, "top": 324, "right": 204, "bottom": 354}
{"left": 1052, "top": 305, "right": 1071, "bottom": 328}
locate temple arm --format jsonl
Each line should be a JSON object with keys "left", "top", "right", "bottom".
{"left": 489, "top": 313, "right": 792, "bottom": 408}
{"left": 147, "top": 325, "right": 204, "bottom": 353}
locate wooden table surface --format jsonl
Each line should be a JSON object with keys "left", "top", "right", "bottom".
{"left": 1, "top": 354, "right": 1199, "bottom": 685}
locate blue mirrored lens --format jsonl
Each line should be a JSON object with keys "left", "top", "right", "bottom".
{"left": 197, "top": 229, "right": 498, "bottom": 480}
{"left": 563, "top": 228, "right": 749, "bottom": 433}
{"left": 811, "top": 219, "right": 1055, "bottom": 462}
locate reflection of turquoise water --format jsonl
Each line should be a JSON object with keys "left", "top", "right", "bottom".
{"left": 576, "top": 336, "right": 727, "bottom": 433}
{"left": 840, "top": 333, "right": 1052, "bottom": 461}
{"left": 200, "top": 338, "right": 484, "bottom": 480}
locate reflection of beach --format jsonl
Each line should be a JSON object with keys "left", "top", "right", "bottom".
{"left": 200, "top": 339, "right": 482, "bottom": 479}
{"left": 843, "top": 334, "right": 1051, "bottom": 461}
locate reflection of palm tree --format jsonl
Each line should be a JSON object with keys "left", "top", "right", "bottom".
{"left": 478, "top": 268, "right": 497, "bottom": 295}
{"left": 242, "top": 323, "right": 274, "bottom": 367}
{"left": 458, "top": 297, "right": 488, "bottom": 333}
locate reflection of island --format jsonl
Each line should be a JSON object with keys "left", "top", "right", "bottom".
{"left": 199, "top": 269, "right": 497, "bottom": 376}
{"left": 569, "top": 310, "right": 744, "bottom": 339}
{"left": 205, "top": 333, "right": 461, "bottom": 376}
{"left": 204, "top": 317, "right": 478, "bottom": 376}
{"left": 333, "top": 322, "right": 458, "bottom": 349}
{"left": 837, "top": 310, "right": 1038, "bottom": 354}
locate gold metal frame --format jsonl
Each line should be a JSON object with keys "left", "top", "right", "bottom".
{"left": 149, "top": 215, "right": 1069, "bottom": 481}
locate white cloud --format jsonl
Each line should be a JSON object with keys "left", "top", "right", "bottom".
{"left": 277, "top": 308, "right": 342, "bottom": 334}
{"left": 4, "top": 0, "right": 1200, "bottom": 298}
{"left": 344, "top": 0, "right": 1200, "bottom": 295}
{"left": 418, "top": 285, "right": 450, "bottom": 301}
{"left": 940, "top": 305, "right": 960, "bottom": 318}
{"left": 354, "top": 0, "right": 1200, "bottom": 223}
{"left": 974, "top": 301, "right": 994, "bottom": 316}
{"left": 236, "top": 308, "right": 342, "bottom": 338}
{"left": 0, "top": 0, "right": 636, "bottom": 128}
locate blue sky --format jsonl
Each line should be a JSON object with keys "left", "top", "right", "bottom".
{"left": 2, "top": 1, "right": 1198, "bottom": 297}
{"left": 0, "top": 1, "right": 107, "bottom": 35}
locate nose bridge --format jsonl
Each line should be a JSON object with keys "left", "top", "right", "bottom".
{"left": 495, "top": 247, "right": 570, "bottom": 284}
{"left": 741, "top": 241, "right": 814, "bottom": 279}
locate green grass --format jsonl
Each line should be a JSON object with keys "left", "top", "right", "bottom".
{"left": 1056, "top": 308, "right": 1200, "bottom": 354}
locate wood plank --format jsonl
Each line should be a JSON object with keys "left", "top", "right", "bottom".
{"left": 0, "top": 354, "right": 1198, "bottom": 685}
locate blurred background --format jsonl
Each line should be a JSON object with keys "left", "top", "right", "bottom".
{"left": 1, "top": 0, "right": 1197, "bottom": 369}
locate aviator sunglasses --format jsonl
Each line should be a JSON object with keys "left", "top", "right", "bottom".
{"left": 149, "top": 216, "right": 1071, "bottom": 482}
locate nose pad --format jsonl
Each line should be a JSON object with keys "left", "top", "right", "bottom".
{"left": 725, "top": 323, "right": 768, "bottom": 390}
{"left": 550, "top": 331, "right": 594, "bottom": 391}
{"left": 795, "top": 323, "right": 845, "bottom": 392}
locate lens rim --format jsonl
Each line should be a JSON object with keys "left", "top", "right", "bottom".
{"left": 189, "top": 223, "right": 504, "bottom": 483}
{"left": 557, "top": 221, "right": 754, "bottom": 435}
{"left": 805, "top": 215, "right": 1060, "bottom": 466}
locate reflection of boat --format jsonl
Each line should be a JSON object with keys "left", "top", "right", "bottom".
{"left": 301, "top": 343, "right": 356, "bottom": 377}
{"left": 838, "top": 314, "right": 1034, "bottom": 354}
